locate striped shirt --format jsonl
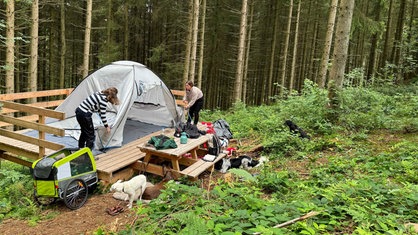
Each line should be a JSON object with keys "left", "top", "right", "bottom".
{"left": 78, "top": 92, "right": 109, "bottom": 128}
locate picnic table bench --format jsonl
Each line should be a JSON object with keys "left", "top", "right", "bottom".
{"left": 136, "top": 131, "right": 226, "bottom": 179}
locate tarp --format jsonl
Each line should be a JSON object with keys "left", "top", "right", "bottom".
{"left": 48, "top": 61, "right": 183, "bottom": 150}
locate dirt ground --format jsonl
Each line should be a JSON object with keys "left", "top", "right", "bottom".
{"left": 0, "top": 141, "right": 253, "bottom": 235}
{"left": 0, "top": 170, "right": 233, "bottom": 235}
{"left": 0, "top": 192, "right": 138, "bottom": 235}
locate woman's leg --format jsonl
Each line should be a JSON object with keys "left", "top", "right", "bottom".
{"left": 76, "top": 110, "right": 95, "bottom": 150}
{"left": 187, "top": 108, "right": 194, "bottom": 123}
{"left": 191, "top": 97, "right": 204, "bottom": 125}
{"left": 84, "top": 115, "right": 95, "bottom": 150}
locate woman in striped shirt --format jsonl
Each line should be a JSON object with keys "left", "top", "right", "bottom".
{"left": 75, "top": 87, "right": 119, "bottom": 150}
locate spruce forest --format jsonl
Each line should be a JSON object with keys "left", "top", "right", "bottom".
{"left": 1, "top": 0, "right": 418, "bottom": 234}
{"left": 0, "top": 0, "right": 416, "bottom": 107}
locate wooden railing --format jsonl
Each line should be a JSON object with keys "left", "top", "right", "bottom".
{"left": 171, "top": 89, "right": 186, "bottom": 107}
{"left": 0, "top": 89, "right": 70, "bottom": 167}
{"left": 0, "top": 88, "right": 73, "bottom": 128}
{"left": 0, "top": 88, "right": 185, "bottom": 167}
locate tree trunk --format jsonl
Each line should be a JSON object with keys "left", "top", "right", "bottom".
{"left": 328, "top": 0, "right": 355, "bottom": 89}
{"left": 318, "top": 0, "right": 338, "bottom": 88}
{"left": 380, "top": 0, "right": 393, "bottom": 67}
{"left": 183, "top": 1, "right": 194, "bottom": 84}
{"left": 29, "top": 0, "right": 39, "bottom": 96}
{"left": 268, "top": 0, "right": 281, "bottom": 103}
{"left": 124, "top": 3, "right": 129, "bottom": 60}
{"left": 82, "top": 0, "right": 93, "bottom": 78}
{"left": 5, "top": 0, "right": 15, "bottom": 94}
{"left": 366, "top": 1, "right": 382, "bottom": 83}
{"left": 197, "top": 0, "right": 207, "bottom": 88}
{"left": 234, "top": 0, "right": 248, "bottom": 103}
{"left": 243, "top": 0, "right": 254, "bottom": 104}
{"left": 60, "top": 0, "right": 66, "bottom": 89}
{"left": 328, "top": 0, "right": 355, "bottom": 121}
{"left": 280, "top": 0, "right": 293, "bottom": 96}
{"left": 289, "top": 0, "right": 301, "bottom": 93}
{"left": 189, "top": 0, "right": 200, "bottom": 82}
{"left": 391, "top": 0, "right": 407, "bottom": 83}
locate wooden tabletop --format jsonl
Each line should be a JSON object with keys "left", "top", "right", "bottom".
{"left": 138, "top": 134, "right": 210, "bottom": 158}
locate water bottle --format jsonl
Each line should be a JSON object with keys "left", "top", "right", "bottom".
{"left": 180, "top": 132, "right": 188, "bottom": 144}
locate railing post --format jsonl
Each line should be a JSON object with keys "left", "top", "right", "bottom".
{"left": 38, "top": 115, "right": 46, "bottom": 157}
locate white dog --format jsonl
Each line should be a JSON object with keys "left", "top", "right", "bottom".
{"left": 110, "top": 174, "right": 147, "bottom": 209}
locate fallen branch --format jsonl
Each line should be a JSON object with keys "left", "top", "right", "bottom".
{"left": 253, "top": 211, "right": 319, "bottom": 234}
{"left": 274, "top": 211, "right": 319, "bottom": 228}
{"left": 130, "top": 214, "right": 138, "bottom": 227}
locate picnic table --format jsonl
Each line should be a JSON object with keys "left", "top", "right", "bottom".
{"left": 136, "top": 131, "right": 225, "bottom": 179}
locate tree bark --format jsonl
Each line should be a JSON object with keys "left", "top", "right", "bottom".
{"left": 318, "top": 0, "right": 338, "bottom": 88}
{"left": 280, "top": 0, "right": 293, "bottom": 96}
{"left": 391, "top": 0, "right": 407, "bottom": 83}
{"left": 243, "top": 0, "right": 254, "bottom": 104}
{"left": 82, "top": 0, "right": 93, "bottom": 78}
{"left": 189, "top": 0, "right": 200, "bottom": 82}
{"left": 289, "top": 0, "right": 301, "bottom": 93}
{"left": 234, "top": 0, "right": 248, "bottom": 103}
{"left": 5, "top": 0, "right": 15, "bottom": 94}
{"left": 328, "top": 0, "right": 355, "bottom": 89}
{"left": 366, "top": 1, "right": 382, "bottom": 83}
{"left": 197, "top": 0, "right": 207, "bottom": 88}
{"left": 268, "top": 0, "right": 281, "bottom": 103}
{"left": 29, "top": 0, "right": 39, "bottom": 96}
{"left": 124, "top": 3, "right": 129, "bottom": 60}
{"left": 380, "top": 0, "right": 393, "bottom": 68}
{"left": 183, "top": 1, "right": 194, "bottom": 84}
{"left": 60, "top": 0, "right": 66, "bottom": 89}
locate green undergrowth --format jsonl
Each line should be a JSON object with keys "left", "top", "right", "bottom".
{"left": 119, "top": 83, "right": 418, "bottom": 234}
{"left": 2, "top": 83, "right": 418, "bottom": 234}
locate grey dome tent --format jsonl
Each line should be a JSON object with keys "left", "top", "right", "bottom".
{"left": 49, "top": 61, "right": 183, "bottom": 151}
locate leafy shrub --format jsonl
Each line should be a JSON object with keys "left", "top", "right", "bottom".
{"left": 0, "top": 166, "right": 42, "bottom": 222}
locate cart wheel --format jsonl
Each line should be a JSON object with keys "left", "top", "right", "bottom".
{"left": 34, "top": 191, "right": 57, "bottom": 206}
{"left": 63, "top": 179, "right": 88, "bottom": 210}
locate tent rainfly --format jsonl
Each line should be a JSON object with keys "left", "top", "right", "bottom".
{"left": 50, "top": 60, "right": 183, "bottom": 150}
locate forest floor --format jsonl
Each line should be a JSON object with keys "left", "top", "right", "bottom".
{"left": 0, "top": 138, "right": 260, "bottom": 235}
{"left": 0, "top": 131, "right": 411, "bottom": 235}
{"left": 0, "top": 170, "right": 241, "bottom": 235}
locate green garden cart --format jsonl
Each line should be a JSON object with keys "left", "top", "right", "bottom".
{"left": 31, "top": 147, "right": 98, "bottom": 210}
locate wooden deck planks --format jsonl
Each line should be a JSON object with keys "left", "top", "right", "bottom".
{"left": 0, "top": 135, "right": 58, "bottom": 157}
{"left": 95, "top": 131, "right": 158, "bottom": 174}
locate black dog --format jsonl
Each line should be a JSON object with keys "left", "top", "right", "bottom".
{"left": 284, "top": 120, "right": 310, "bottom": 139}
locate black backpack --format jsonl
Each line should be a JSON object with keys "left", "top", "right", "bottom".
{"left": 174, "top": 122, "right": 201, "bottom": 139}
{"left": 213, "top": 119, "right": 233, "bottom": 139}
{"left": 207, "top": 134, "right": 222, "bottom": 156}
{"left": 174, "top": 122, "right": 187, "bottom": 137}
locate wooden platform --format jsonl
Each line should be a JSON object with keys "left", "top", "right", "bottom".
{"left": 0, "top": 88, "right": 191, "bottom": 184}
{"left": 94, "top": 132, "right": 156, "bottom": 184}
